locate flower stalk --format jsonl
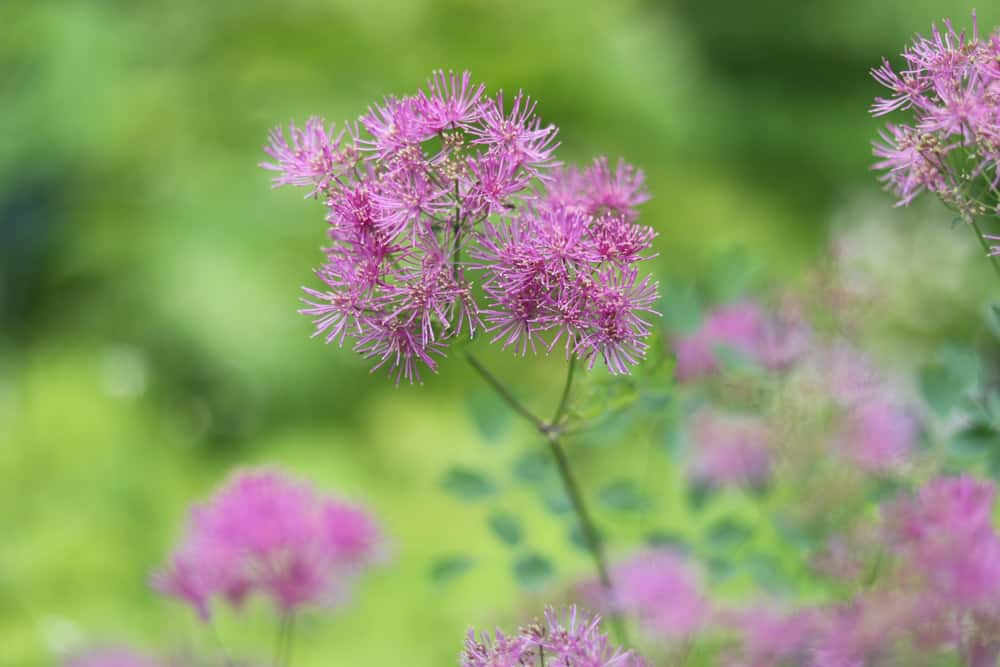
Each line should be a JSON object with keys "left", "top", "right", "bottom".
{"left": 463, "top": 351, "right": 627, "bottom": 645}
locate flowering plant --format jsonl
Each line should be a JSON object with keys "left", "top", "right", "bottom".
{"left": 870, "top": 12, "right": 1000, "bottom": 279}
{"left": 262, "top": 71, "right": 658, "bottom": 383}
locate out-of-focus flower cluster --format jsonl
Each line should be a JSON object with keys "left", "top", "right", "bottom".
{"left": 670, "top": 298, "right": 917, "bottom": 490}
{"left": 461, "top": 606, "right": 646, "bottom": 667}
{"left": 576, "top": 476, "right": 1000, "bottom": 667}
{"left": 262, "top": 71, "right": 658, "bottom": 382}
{"left": 870, "top": 13, "right": 1000, "bottom": 218}
{"left": 153, "top": 467, "right": 384, "bottom": 620}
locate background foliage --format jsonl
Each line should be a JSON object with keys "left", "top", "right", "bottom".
{"left": 2, "top": 1, "right": 997, "bottom": 665}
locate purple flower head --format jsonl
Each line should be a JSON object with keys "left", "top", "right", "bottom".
{"left": 461, "top": 606, "right": 646, "bottom": 667}
{"left": 154, "top": 467, "right": 384, "bottom": 620}
{"left": 261, "top": 118, "right": 354, "bottom": 196}
{"left": 418, "top": 69, "right": 486, "bottom": 132}
{"left": 687, "top": 410, "right": 772, "bottom": 490}
{"left": 870, "top": 13, "right": 1000, "bottom": 213}
{"left": 264, "top": 72, "right": 659, "bottom": 383}
{"left": 582, "top": 157, "right": 650, "bottom": 221}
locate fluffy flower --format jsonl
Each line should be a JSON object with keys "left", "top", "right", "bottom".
{"left": 263, "top": 71, "right": 658, "bottom": 382}
{"left": 153, "top": 467, "right": 384, "bottom": 620}
{"left": 461, "top": 606, "right": 646, "bottom": 667}
{"left": 870, "top": 13, "right": 1000, "bottom": 215}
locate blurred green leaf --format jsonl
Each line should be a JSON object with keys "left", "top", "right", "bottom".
{"left": 949, "top": 423, "right": 998, "bottom": 458}
{"left": 747, "top": 553, "right": 793, "bottom": 594}
{"left": 487, "top": 510, "right": 522, "bottom": 547}
{"left": 512, "top": 450, "right": 551, "bottom": 484}
{"left": 686, "top": 480, "right": 716, "bottom": 511}
{"left": 644, "top": 530, "right": 690, "bottom": 553}
{"left": 541, "top": 488, "right": 574, "bottom": 516}
{"left": 599, "top": 479, "right": 649, "bottom": 512}
{"left": 940, "top": 344, "right": 980, "bottom": 387}
{"left": 707, "top": 555, "right": 734, "bottom": 582}
{"left": 920, "top": 344, "right": 981, "bottom": 416}
{"left": 466, "top": 391, "right": 510, "bottom": 443}
{"left": 919, "top": 364, "right": 966, "bottom": 415}
{"left": 707, "top": 517, "right": 754, "bottom": 551}
{"left": 440, "top": 467, "right": 496, "bottom": 501}
{"left": 429, "top": 556, "right": 475, "bottom": 584}
{"left": 513, "top": 552, "right": 555, "bottom": 591}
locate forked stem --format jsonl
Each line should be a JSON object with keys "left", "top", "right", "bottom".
{"left": 463, "top": 351, "right": 628, "bottom": 646}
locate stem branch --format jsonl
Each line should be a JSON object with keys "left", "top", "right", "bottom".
{"left": 463, "top": 351, "right": 627, "bottom": 645}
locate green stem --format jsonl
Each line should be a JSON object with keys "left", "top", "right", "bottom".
{"left": 463, "top": 352, "right": 628, "bottom": 646}
{"left": 970, "top": 216, "right": 1000, "bottom": 285}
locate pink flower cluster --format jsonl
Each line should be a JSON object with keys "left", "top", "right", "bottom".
{"left": 717, "top": 476, "right": 1000, "bottom": 666}
{"left": 461, "top": 606, "right": 646, "bottom": 667}
{"left": 578, "top": 549, "right": 707, "bottom": 644}
{"left": 153, "top": 467, "right": 383, "bottom": 620}
{"left": 673, "top": 300, "right": 808, "bottom": 382}
{"left": 816, "top": 343, "right": 918, "bottom": 473}
{"left": 687, "top": 410, "right": 773, "bottom": 490}
{"left": 871, "top": 13, "right": 1000, "bottom": 215}
{"left": 262, "top": 70, "right": 658, "bottom": 383}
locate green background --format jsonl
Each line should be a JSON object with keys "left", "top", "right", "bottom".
{"left": 1, "top": 1, "right": 995, "bottom": 665}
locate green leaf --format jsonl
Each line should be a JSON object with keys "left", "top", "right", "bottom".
{"left": 429, "top": 556, "right": 475, "bottom": 584}
{"left": 567, "top": 520, "right": 603, "bottom": 554}
{"left": 940, "top": 344, "right": 980, "bottom": 388}
{"left": 599, "top": 479, "right": 649, "bottom": 512}
{"left": 949, "top": 423, "right": 998, "bottom": 458}
{"left": 644, "top": 531, "right": 690, "bottom": 553}
{"left": 707, "top": 517, "right": 754, "bottom": 551}
{"left": 919, "top": 364, "right": 965, "bottom": 415}
{"left": 440, "top": 467, "right": 496, "bottom": 501}
{"left": 487, "top": 511, "right": 522, "bottom": 547}
{"left": 512, "top": 450, "right": 551, "bottom": 484}
{"left": 686, "top": 480, "right": 715, "bottom": 511}
{"left": 541, "top": 488, "right": 573, "bottom": 516}
{"left": 466, "top": 392, "right": 509, "bottom": 443}
{"left": 707, "top": 555, "right": 734, "bottom": 581}
{"left": 513, "top": 553, "right": 555, "bottom": 590}
{"left": 747, "top": 553, "right": 792, "bottom": 594}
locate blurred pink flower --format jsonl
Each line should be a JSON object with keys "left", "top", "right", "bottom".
{"left": 886, "top": 475, "right": 1000, "bottom": 613}
{"left": 64, "top": 647, "right": 164, "bottom": 667}
{"left": 154, "top": 467, "right": 384, "bottom": 620}
{"left": 673, "top": 301, "right": 808, "bottom": 381}
{"left": 688, "top": 410, "right": 772, "bottom": 490}
{"left": 836, "top": 400, "right": 917, "bottom": 472}
{"left": 584, "top": 550, "right": 707, "bottom": 640}
{"left": 719, "top": 606, "right": 818, "bottom": 667}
